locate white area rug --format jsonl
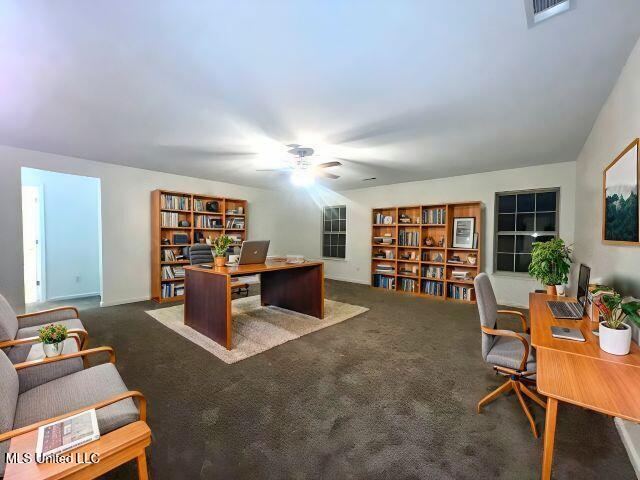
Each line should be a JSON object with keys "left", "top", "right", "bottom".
{"left": 145, "top": 296, "right": 368, "bottom": 364}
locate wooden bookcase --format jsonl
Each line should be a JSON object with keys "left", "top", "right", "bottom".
{"left": 371, "top": 201, "right": 482, "bottom": 303}
{"left": 151, "top": 190, "right": 248, "bottom": 303}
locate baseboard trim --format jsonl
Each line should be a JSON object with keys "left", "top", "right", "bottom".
{"left": 45, "top": 292, "right": 101, "bottom": 302}
{"left": 325, "top": 275, "right": 370, "bottom": 285}
{"left": 100, "top": 296, "right": 151, "bottom": 307}
{"left": 615, "top": 418, "right": 640, "bottom": 479}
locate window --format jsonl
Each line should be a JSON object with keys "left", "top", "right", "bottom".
{"left": 495, "top": 189, "right": 559, "bottom": 273}
{"left": 322, "top": 205, "right": 346, "bottom": 259}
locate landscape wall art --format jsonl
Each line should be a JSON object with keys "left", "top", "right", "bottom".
{"left": 603, "top": 138, "right": 640, "bottom": 244}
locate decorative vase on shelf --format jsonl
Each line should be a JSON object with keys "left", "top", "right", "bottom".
{"left": 43, "top": 341, "right": 64, "bottom": 358}
{"left": 467, "top": 254, "right": 477, "bottom": 266}
{"left": 214, "top": 256, "right": 226, "bottom": 267}
{"left": 599, "top": 322, "right": 632, "bottom": 356}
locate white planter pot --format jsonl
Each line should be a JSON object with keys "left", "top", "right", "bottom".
{"left": 43, "top": 341, "right": 64, "bottom": 357}
{"left": 556, "top": 285, "right": 566, "bottom": 296}
{"left": 599, "top": 322, "right": 632, "bottom": 356}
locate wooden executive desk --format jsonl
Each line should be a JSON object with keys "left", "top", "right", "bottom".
{"left": 184, "top": 261, "right": 324, "bottom": 350}
{"left": 529, "top": 293, "right": 640, "bottom": 480}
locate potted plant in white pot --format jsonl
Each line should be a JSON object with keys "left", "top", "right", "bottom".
{"left": 594, "top": 291, "right": 640, "bottom": 356}
{"left": 212, "top": 234, "right": 233, "bottom": 267}
{"left": 528, "top": 238, "right": 572, "bottom": 296}
{"left": 38, "top": 323, "right": 68, "bottom": 357}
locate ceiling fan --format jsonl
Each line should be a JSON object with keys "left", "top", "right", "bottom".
{"left": 256, "top": 144, "right": 342, "bottom": 186}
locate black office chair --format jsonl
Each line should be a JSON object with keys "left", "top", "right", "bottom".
{"left": 189, "top": 244, "right": 214, "bottom": 265}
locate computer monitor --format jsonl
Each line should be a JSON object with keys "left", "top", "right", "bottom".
{"left": 238, "top": 240, "right": 270, "bottom": 265}
{"left": 576, "top": 264, "right": 591, "bottom": 310}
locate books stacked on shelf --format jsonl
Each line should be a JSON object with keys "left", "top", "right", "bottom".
{"left": 399, "top": 278, "right": 418, "bottom": 292}
{"left": 195, "top": 215, "right": 222, "bottom": 229}
{"left": 422, "top": 265, "right": 444, "bottom": 279}
{"left": 374, "top": 213, "right": 394, "bottom": 224}
{"left": 226, "top": 217, "right": 245, "bottom": 229}
{"left": 161, "top": 195, "right": 189, "bottom": 211}
{"left": 162, "top": 250, "right": 176, "bottom": 261}
{"left": 398, "top": 266, "right": 418, "bottom": 276}
{"left": 451, "top": 270, "right": 472, "bottom": 281}
{"left": 161, "top": 282, "right": 184, "bottom": 298}
{"left": 422, "top": 208, "right": 446, "bottom": 224}
{"left": 423, "top": 280, "right": 443, "bottom": 296}
{"left": 374, "top": 263, "right": 395, "bottom": 274}
{"left": 448, "top": 284, "right": 474, "bottom": 301}
{"left": 373, "top": 250, "right": 395, "bottom": 260}
{"left": 398, "top": 230, "right": 419, "bottom": 246}
{"left": 373, "top": 235, "right": 394, "bottom": 245}
{"left": 161, "top": 211, "right": 180, "bottom": 228}
{"left": 373, "top": 274, "right": 395, "bottom": 289}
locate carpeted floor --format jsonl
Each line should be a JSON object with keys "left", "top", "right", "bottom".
{"left": 76, "top": 280, "right": 633, "bottom": 479}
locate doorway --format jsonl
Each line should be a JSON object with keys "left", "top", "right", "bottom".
{"left": 21, "top": 185, "right": 45, "bottom": 303}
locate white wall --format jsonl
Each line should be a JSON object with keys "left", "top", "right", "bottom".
{"left": 269, "top": 162, "right": 577, "bottom": 307}
{"left": 0, "top": 145, "right": 279, "bottom": 309}
{"left": 21, "top": 167, "right": 101, "bottom": 301}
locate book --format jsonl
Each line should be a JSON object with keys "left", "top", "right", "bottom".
{"left": 36, "top": 409, "right": 100, "bottom": 458}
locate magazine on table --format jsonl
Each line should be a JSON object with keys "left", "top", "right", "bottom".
{"left": 36, "top": 409, "right": 100, "bottom": 458}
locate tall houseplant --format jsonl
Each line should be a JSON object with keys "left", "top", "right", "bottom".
{"left": 212, "top": 234, "right": 233, "bottom": 267}
{"left": 528, "top": 238, "right": 572, "bottom": 295}
{"left": 593, "top": 290, "right": 640, "bottom": 355}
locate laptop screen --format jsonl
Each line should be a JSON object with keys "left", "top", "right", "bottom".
{"left": 577, "top": 264, "right": 591, "bottom": 309}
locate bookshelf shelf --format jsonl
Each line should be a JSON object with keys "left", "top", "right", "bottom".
{"left": 152, "top": 190, "right": 248, "bottom": 303}
{"left": 372, "top": 202, "right": 482, "bottom": 303}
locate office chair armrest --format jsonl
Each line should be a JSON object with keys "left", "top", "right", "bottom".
{"left": 13, "top": 346, "right": 115, "bottom": 371}
{"left": 16, "top": 306, "right": 80, "bottom": 328}
{"left": 497, "top": 309, "right": 529, "bottom": 333}
{"left": 0, "top": 390, "right": 146, "bottom": 443}
{"left": 481, "top": 326, "right": 530, "bottom": 372}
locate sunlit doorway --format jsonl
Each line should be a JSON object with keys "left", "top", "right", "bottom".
{"left": 22, "top": 185, "right": 45, "bottom": 303}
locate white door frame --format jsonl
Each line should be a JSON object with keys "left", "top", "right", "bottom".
{"left": 22, "top": 185, "right": 46, "bottom": 303}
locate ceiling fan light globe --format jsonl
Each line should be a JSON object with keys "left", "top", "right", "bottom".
{"left": 290, "top": 169, "right": 315, "bottom": 187}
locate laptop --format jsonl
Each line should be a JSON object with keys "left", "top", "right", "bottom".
{"left": 226, "top": 240, "right": 270, "bottom": 266}
{"left": 547, "top": 264, "right": 590, "bottom": 319}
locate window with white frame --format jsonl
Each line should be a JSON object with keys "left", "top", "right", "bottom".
{"left": 322, "top": 205, "right": 346, "bottom": 259}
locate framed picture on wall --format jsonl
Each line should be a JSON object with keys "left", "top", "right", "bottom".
{"left": 453, "top": 217, "right": 475, "bottom": 248}
{"left": 603, "top": 138, "right": 640, "bottom": 245}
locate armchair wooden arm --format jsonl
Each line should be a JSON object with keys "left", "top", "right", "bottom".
{"left": 497, "top": 309, "right": 529, "bottom": 333}
{"left": 0, "top": 329, "right": 88, "bottom": 351}
{"left": 481, "top": 325, "right": 530, "bottom": 371}
{"left": 13, "top": 346, "right": 115, "bottom": 371}
{"left": 17, "top": 306, "right": 80, "bottom": 321}
{"left": 0, "top": 390, "right": 146, "bottom": 443}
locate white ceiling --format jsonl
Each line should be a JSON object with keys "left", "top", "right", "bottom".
{"left": 1, "top": 1, "right": 639, "bottom": 190}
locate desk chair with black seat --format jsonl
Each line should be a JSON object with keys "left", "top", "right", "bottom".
{"left": 474, "top": 273, "right": 546, "bottom": 438}
{"left": 188, "top": 244, "right": 214, "bottom": 265}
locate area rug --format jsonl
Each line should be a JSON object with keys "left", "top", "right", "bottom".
{"left": 145, "top": 296, "right": 368, "bottom": 364}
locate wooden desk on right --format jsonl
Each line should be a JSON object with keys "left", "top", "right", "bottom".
{"left": 529, "top": 293, "right": 640, "bottom": 480}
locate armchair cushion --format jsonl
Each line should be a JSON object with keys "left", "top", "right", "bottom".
{"left": 486, "top": 333, "right": 536, "bottom": 371}
{"left": 0, "top": 293, "right": 18, "bottom": 342}
{"left": 0, "top": 351, "right": 19, "bottom": 477}
{"left": 16, "top": 318, "right": 84, "bottom": 341}
{"left": 17, "top": 309, "right": 81, "bottom": 329}
{"left": 14, "top": 363, "right": 139, "bottom": 434}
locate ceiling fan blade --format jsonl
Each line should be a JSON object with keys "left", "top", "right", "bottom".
{"left": 317, "top": 171, "right": 340, "bottom": 180}
{"left": 315, "top": 161, "right": 342, "bottom": 169}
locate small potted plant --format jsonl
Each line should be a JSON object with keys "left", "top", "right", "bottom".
{"left": 212, "top": 234, "right": 233, "bottom": 267}
{"left": 593, "top": 291, "right": 640, "bottom": 356}
{"left": 38, "top": 323, "right": 68, "bottom": 357}
{"left": 528, "top": 238, "right": 572, "bottom": 295}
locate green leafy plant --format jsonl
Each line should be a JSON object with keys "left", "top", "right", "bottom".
{"left": 212, "top": 234, "right": 233, "bottom": 257}
{"left": 38, "top": 323, "right": 68, "bottom": 344}
{"left": 528, "top": 238, "right": 572, "bottom": 286}
{"left": 594, "top": 291, "right": 640, "bottom": 330}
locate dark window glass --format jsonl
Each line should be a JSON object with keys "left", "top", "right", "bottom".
{"left": 337, "top": 234, "right": 346, "bottom": 246}
{"left": 517, "top": 194, "right": 535, "bottom": 212}
{"left": 497, "top": 253, "right": 514, "bottom": 271}
{"left": 339, "top": 207, "right": 346, "bottom": 219}
{"left": 536, "top": 235, "right": 555, "bottom": 244}
{"left": 498, "top": 214, "right": 515, "bottom": 231}
{"left": 339, "top": 220, "right": 346, "bottom": 232}
{"left": 515, "top": 235, "right": 534, "bottom": 254}
{"left": 331, "top": 245, "right": 339, "bottom": 257}
{"left": 536, "top": 191, "right": 556, "bottom": 212}
{"left": 337, "top": 246, "right": 345, "bottom": 258}
{"left": 332, "top": 219, "right": 340, "bottom": 231}
{"left": 497, "top": 235, "right": 515, "bottom": 253}
{"left": 536, "top": 212, "right": 556, "bottom": 232}
{"left": 498, "top": 195, "right": 516, "bottom": 213}
{"left": 515, "top": 254, "right": 532, "bottom": 272}
{"left": 324, "top": 234, "right": 330, "bottom": 245}
{"left": 323, "top": 245, "right": 330, "bottom": 257}
{"left": 516, "top": 213, "right": 535, "bottom": 231}
{"left": 324, "top": 221, "right": 331, "bottom": 232}
{"left": 323, "top": 206, "right": 346, "bottom": 258}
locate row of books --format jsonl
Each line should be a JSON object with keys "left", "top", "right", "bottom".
{"left": 449, "top": 285, "right": 474, "bottom": 301}
{"left": 399, "top": 231, "right": 419, "bottom": 247}
{"left": 195, "top": 215, "right": 222, "bottom": 229}
{"left": 374, "top": 263, "right": 395, "bottom": 274}
{"left": 226, "top": 218, "right": 245, "bottom": 229}
{"left": 422, "top": 208, "right": 446, "bottom": 225}
{"left": 399, "top": 278, "right": 418, "bottom": 292}
{"left": 193, "top": 199, "right": 218, "bottom": 212}
{"left": 161, "top": 195, "right": 189, "bottom": 211}
{"left": 422, "top": 265, "right": 444, "bottom": 279}
{"left": 423, "top": 280, "right": 444, "bottom": 296}
{"left": 374, "top": 213, "right": 394, "bottom": 224}
{"left": 161, "top": 266, "right": 185, "bottom": 280}
{"left": 161, "top": 211, "right": 181, "bottom": 228}
{"left": 373, "top": 274, "right": 395, "bottom": 289}
{"left": 161, "top": 282, "right": 184, "bottom": 298}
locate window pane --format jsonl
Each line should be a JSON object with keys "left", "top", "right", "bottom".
{"left": 498, "top": 195, "right": 516, "bottom": 213}
{"left": 515, "top": 235, "right": 534, "bottom": 254}
{"left": 339, "top": 207, "right": 346, "bottom": 219}
{"left": 337, "top": 234, "right": 346, "bottom": 246}
{"left": 517, "top": 194, "right": 535, "bottom": 212}
{"left": 516, "top": 213, "right": 535, "bottom": 231}
{"left": 497, "top": 235, "right": 515, "bottom": 253}
{"left": 497, "top": 253, "right": 515, "bottom": 271}
{"left": 536, "top": 191, "right": 556, "bottom": 212}
{"left": 498, "top": 214, "right": 515, "bottom": 231}
{"left": 323, "top": 234, "right": 330, "bottom": 246}
{"left": 331, "top": 245, "right": 339, "bottom": 257}
{"left": 330, "top": 234, "right": 338, "bottom": 246}
{"left": 339, "top": 220, "right": 346, "bottom": 232}
{"left": 332, "top": 219, "right": 340, "bottom": 231}
{"left": 324, "top": 221, "right": 331, "bottom": 232}
{"left": 323, "top": 208, "right": 331, "bottom": 222}
{"left": 337, "top": 246, "right": 345, "bottom": 258}
{"left": 536, "top": 212, "right": 556, "bottom": 232}
{"left": 515, "top": 254, "right": 532, "bottom": 272}
{"left": 323, "top": 245, "right": 330, "bottom": 257}
{"left": 536, "top": 235, "right": 555, "bottom": 244}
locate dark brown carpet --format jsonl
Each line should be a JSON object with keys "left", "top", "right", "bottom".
{"left": 76, "top": 280, "right": 632, "bottom": 479}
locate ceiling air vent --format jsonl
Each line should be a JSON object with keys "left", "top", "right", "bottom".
{"left": 525, "top": 0, "right": 571, "bottom": 27}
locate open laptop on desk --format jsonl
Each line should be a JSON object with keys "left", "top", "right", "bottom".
{"left": 226, "top": 240, "right": 270, "bottom": 266}
{"left": 547, "top": 264, "right": 590, "bottom": 319}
